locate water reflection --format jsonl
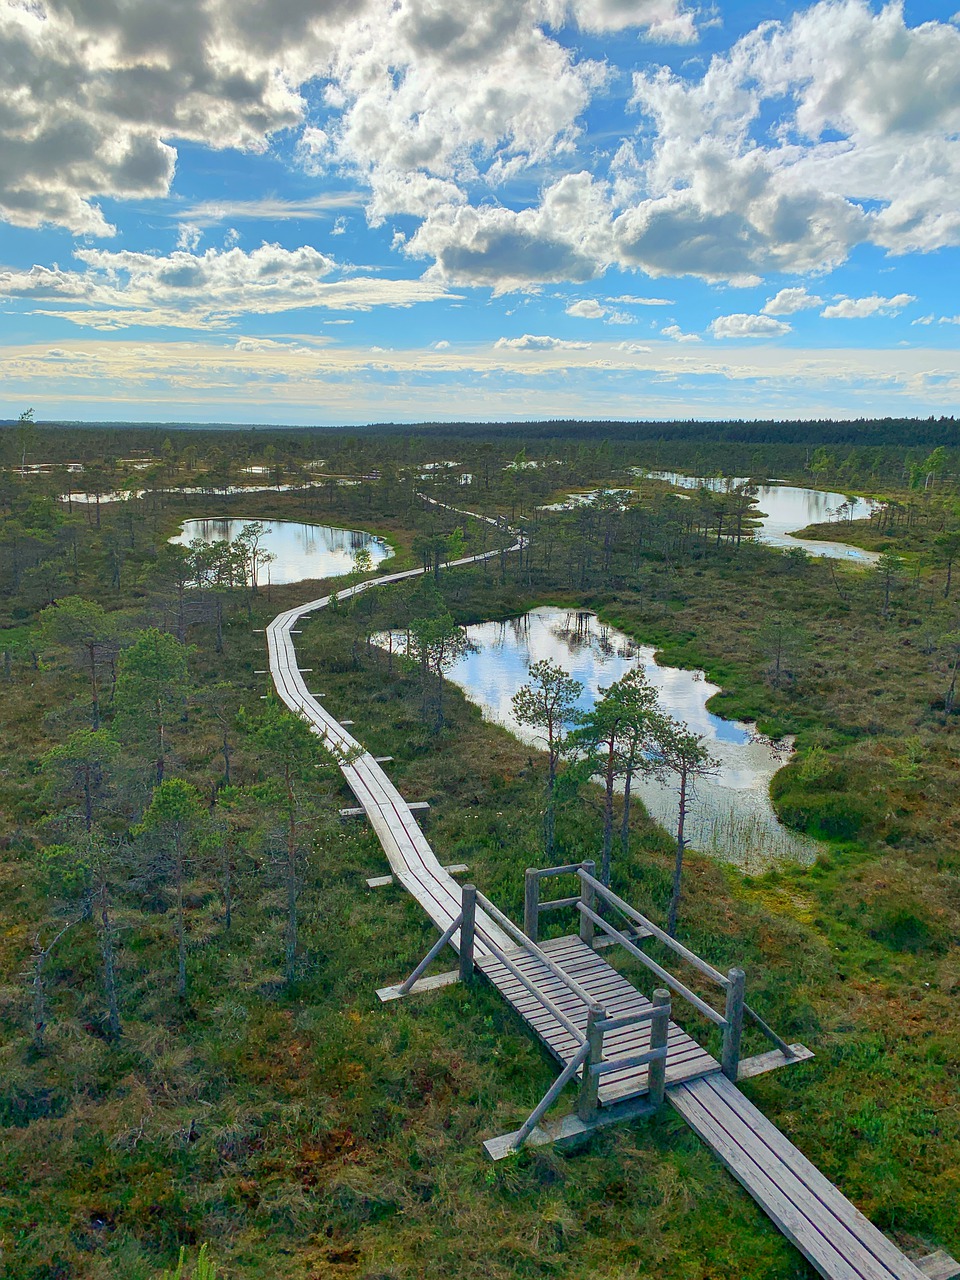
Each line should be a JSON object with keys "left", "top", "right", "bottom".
{"left": 646, "top": 471, "right": 880, "bottom": 563}
{"left": 64, "top": 478, "right": 361, "bottom": 504}
{"left": 67, "top": 490, "right": 142, "bottom": 503}
{"left": 171, "top": 518, "right": 391, "bottom": 585}
{"left": 539, "top": 488, "right": 634, "bottom": 512}
{"left": 438, "top": 607, "right": 818, "bottom": 869}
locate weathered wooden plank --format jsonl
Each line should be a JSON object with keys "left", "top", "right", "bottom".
{"left": 486, "top": 942, "right": 650, "bottom": 1006}
{"left": 366, "top": 862, "right": 469, "bottom": 889}
{"left": 493, "top": 982, "right": 659, "bottom": 1043}
{"left": 477, "top": 934, "right": 719, "bottom": 1105}
{"left": 376, "top": 970, "right": 461, "bottom": 1002}
{"left": 709, "top": 1078, "right": 929, "bottom": 1279}
{"left": 341, "top": 800, "right": 430, "bottom": 818}
{"left": 737, "top": 1045, "right": 815, "bottom": 1081}
{"left": 484, "top": 969, "right": 625, "bottom": 1008}
{"left": 600, "top": 1046, "right": 717, "bottom": 1091}
{"left": 672, "top": 1075, "right": 929, "bottom": 1280}
{"left": 917, "top": 1251, "right": 960, "bottom": 1280}
{"left": 671, "top": 1081, "right": 873, "bottom": 1280}
{"left": 484, "top": 1092, "right": 660, "bottom": 1161}
{"left": 603, "top": 1056, "right": 719, "bottom": 1103}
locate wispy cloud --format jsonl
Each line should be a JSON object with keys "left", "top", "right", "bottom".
{"left": 5, "top": 337, "right": 958, "bottom": 421}
{"left": 606, "top": 295, "right": 674, "bottom": 306}
{"left": 0, "top": 244, "right": 458, "bottom": 330}
{"left": 176, "top": 195, "right": 366, "bottom": 227}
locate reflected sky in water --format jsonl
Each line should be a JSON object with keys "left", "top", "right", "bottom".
{"left": 648, "top": 472, "right": 880, "bottom": 564}
{"left": 171, "top": 518, "right": 390, "bottom": 584}
{"left": 439, "top": 607, "right": 818, "bottom": 868}
{"left": 452, "top": 608, "right": 749, "bottom": 751}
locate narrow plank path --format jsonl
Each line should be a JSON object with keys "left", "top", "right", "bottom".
{"left": 670, "top": 1074, "right": 929, "bottom": 1280}
{"left": 266, "top": 508, "right": 520, "bottom": 958}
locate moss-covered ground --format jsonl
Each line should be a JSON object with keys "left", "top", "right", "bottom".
{"left": 0, "top": 479, "right": 957, "bottom": 1279}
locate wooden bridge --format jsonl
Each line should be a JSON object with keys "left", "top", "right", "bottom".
{"left": 264, "top": 509, "right": 955, "bottom": 1280}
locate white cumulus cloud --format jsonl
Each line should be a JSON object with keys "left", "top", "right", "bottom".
{"left": 399, "top": 2, "right": 960, "bottom": 289}
{"left": 566, "top": 298, "right": 606, "bottom": 319}
{"left": 564, "top": 297, "right": 636, "bottom": 324}
{"left": 408, "top": 171, "right": 611, "bottom": 290}
{"left": 0, "top": 0, "right": 354, "bottom": 234}
{"left": 763, "top": 287, "right": 823, "bottom": 316}
{"left": 569, "top": 0, "right": 696, "bottom": 36}
{"left": 495, "top": 334, "right": 591, "bottom": 350}
{"left": 661, "top": 323, "right": 701, "bottom": 342}
{"left": 821, "top": 293, "right": 916, "bottom": 319}
{"left": 1, "top": 0, "right": 958, "bottom": 308}
{"left": 0, "top": 0, "right": 693, "bottom": 236}
{"left": 710, "top": 313, "right": 792, "bottom": 339}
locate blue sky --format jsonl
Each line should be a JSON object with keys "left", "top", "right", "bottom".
{"left": 0, "top": 0, "right": 958, "bottom": 424}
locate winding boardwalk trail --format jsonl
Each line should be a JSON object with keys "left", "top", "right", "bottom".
{"left": 263, "top": 506, "right": 945, "bottom": 1280}
{"left": 266, "top": 507, "right": 519, "bottom": 957}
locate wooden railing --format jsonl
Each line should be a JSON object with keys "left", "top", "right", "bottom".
{"left": 523, "top": 860, "right": 597, "bottom": 944}
{"left": 469, "top": 884, "right": 676, "bottom": 1141}
{"left": 472, "top": 887, "right": 603, "bottom": 1044}
{"left": 577, "top": 995, "right": 671, "bottom": 1123}
{"left": 393, "top": 869, "right": 794, "bottom": 1097}
{"left": 393, "top": 880, "right": 677, "bottom": 1149}
{"left": 575, "top": 868, "right": 793, "bottom": 1080}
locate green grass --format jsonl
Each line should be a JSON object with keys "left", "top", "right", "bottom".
{"left": 0, "top": 484, "right": 958, "bottom": 1278}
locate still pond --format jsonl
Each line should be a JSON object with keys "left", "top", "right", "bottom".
{"left": 441, "top": 606, "right": 820, "bottom": 870}
{"left": 646, "top": 471, "right": 880, "bottom": 563}
{"left": 171, "top": 518, "right": 391, "bottom": 585}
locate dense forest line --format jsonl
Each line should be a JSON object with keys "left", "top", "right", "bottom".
{"left": 0, "top": 424, "right": 958, "bottom": 1278}
{"left": 3, "top": 415, "right": 958, "bottom": 448}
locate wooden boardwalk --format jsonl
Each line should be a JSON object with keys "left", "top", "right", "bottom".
{"left": 481, "top": 936, "right": 718, "bottom": 1105}
{"left": 265, "top": 502, "right": 954, "bottom": 1280}
{"left": 670, "top": 1074, "right": 930, "bottom": 1280}
{"left": 266, "top": 505, "right": 522, "bottom": 959}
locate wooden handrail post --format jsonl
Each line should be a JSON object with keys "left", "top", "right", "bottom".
{"left": 579, "top": 860, "right": 596, "bottom": 945}
{"left": 459, "top": 884, "right": 477, "bottom": 984}
{"left": 648, "top": 988, "right": 670, "bottom": 1107}
{"left": 721, "top": 966, "right": 746, "bottom": 1081}
{"left": 577, "top": 1006, "right": 603, "bottom": 1124}
{"left": 524, "top": 868, "right": 539, "bottom": 943}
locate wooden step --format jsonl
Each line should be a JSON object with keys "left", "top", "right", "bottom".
{"left": 916, "top": 1251, "right": 960, "bottom": 1280}
{"left": 341, "top": 801, "right": 430, "bottom": 818}
{"left": 367, "top": 863, "right": 468, "bottom": 888}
